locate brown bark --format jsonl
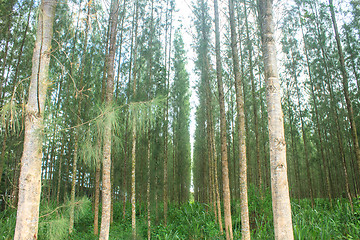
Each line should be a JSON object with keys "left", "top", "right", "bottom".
{"left": 229, "top": 0, "right": 249, "bottom": 239}
{"left": 258, "top": 0, "right": 294, "bottom": 238}
{"left": 14, "top": 0, "right": 57, "bottom": 238}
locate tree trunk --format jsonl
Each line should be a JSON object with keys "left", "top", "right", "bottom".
{"left": 258, "top": 0, "right": 294, "bottom": 238}
{"left": 229, "top": 0, "right": 249, "bottom": 239}
{"left": 56, "top": 140, "right": 65, "bottom": 204}
{"left": 243, "top": 0, "right": 261, "bottom": 192}
{"left": 130, "top": 2, "right": 140, "bottom": 237}
{"left": 146, "top": 126, "right": 151, "bottom": 240}
{"left": 131, "top": 119, "right": 137, "bottom": 238}
{"left": 93, "top": 156, "right": 101, "bottom": 235}
{"left": 14, "top": 0, "right": 57, "bottom": 238}
{"left": 99, "top": 0, "right": 119, "bottom": 238}
{"left": 213, "top": 0, "right": 226, "bottom": 234}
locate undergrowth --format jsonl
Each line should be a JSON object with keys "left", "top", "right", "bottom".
{"left": 1, "top": 190, "right": 359, "bottom": 239}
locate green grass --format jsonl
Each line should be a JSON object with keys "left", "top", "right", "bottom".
{"left": 1, "top": 192, "right": 360, "bottom": 239}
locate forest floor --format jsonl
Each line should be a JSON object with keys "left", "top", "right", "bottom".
{"left": 1, "top": 188, "right": 359, "bottom": 239}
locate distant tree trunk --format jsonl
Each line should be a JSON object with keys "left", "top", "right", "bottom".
{"left": 229, "top": 0, "right": 249, "bottom": 239}
{"left": 130, "top": 2, "right": 140, "bottom": 237}
{"left": 328, "top": 0, "right": 360, "bottom": 182}
{"left": 258, "top": 0, "right": 294, "bottom": 239}
{"left": 213, "top": 0, "right": 225, "bottom": 234}
{"left": 13, "top": 0, "right": 57, "bottom": 238}
{"left": 0, "top": 122, "right": 8, "bottom": 186}
{"left": 99, "top": 0, "right": 119, "bottom": 238}
{"left": 146, "top": 1, "right": 154, "bottom": 236}
{"left": 93, "top": 154, "right": 101, "bottom": 235}
{"left": 286, "top": 88, "right": 301, "bottom": 200}
{"left": 56, "top": 139, "right": 65, "bottom": 204}
{"left": 163, "top": 3, "right": 171, "bottom": 224}
{"left": 146, "top": 126, "right": 151, "bottom": 240}
{"left": 243, "top": 0, "right": 261, "bottom": 192}
{"left": 130, "top": 119, "right": 137, "bottom": 238}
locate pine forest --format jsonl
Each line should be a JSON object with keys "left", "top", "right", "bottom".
{"left": 1, "top": 0, "right": 360, "bottom": 239}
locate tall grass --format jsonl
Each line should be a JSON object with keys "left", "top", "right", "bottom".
{"left": 1, "top": 190, "right": 359, "bottom": 239}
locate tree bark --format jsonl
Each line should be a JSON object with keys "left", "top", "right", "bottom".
{"left": 258, "top": 0, "right": 294, "bottom": 238}
{"left": 130, "top": 2, "right": 140, "bottom": 237}
{"left": 14, "top": 0, "right": 57, "bottom": 238}
{"left": 243, "top": 0, "right": 262, "bottom": 192}
{"left": 99, "top": 0, "right": 120, "bottom": 238}
{"left": 213, "top": 0, "right": 226, "bottom": 234}
{"left": 229, "top": 0, "right": 250, "bottom": 239}
{"left": 56, "top": 139, "right": 65, "bottom": 204}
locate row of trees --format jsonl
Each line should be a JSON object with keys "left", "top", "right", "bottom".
{"left": 192, "top": 0, "right": 359, "bottom": 239}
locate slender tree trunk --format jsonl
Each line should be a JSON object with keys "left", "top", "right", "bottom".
{"left": 213, "top": 0, "right": 226, "bottom": 234}
{"left": 243, "top": 0, "right": 261, "bottom": 192}
{"left": 258, "top": 0, "right": 294, "bottom": 238}
{"left": 69, "top": 117, "right": 79, "bottom": 234}
{"left": 229, "top": 0, "right": 249, "bottom": 239}
{"left": 328, "top": 0, "right": 360, "bottom": 181}
{"left": 99, "top": 0, "right": 119, "bottom": 238}
{"left": 14, "top": 0, "right": 57, "bottom": 238}
{"left": 286, "top": 89, "right": 301, "bottom": 200}
{"left": 93, "top": 155, "right": 101, "bottom": 235}
{"left": 131, "top": 119, "right": 137, "bottom": 238}
{"left": 163, "top": 8, "right": 170, "bottom": 225}
{"left": 0, "top": 122, "right": 8, "bottom": 186}
{"left": 56, "top": 139, "right": 65, "bottom": 204}
{"left": 146, "top": 126, "right": 151, "bottom": 240}
{"left": 130, "top": 2, "right": 140, "bottom": 237}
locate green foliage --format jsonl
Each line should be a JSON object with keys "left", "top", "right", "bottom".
{"left": 38, "top": 197, "right": 90, "bottom": 240}
{"left": 0, "top": 208, "right": 16, "bottom": 240}
{"left": 0, "top": 101, "right": 22, "bottom": 132}
{"left": 1, "top": 195, "right": 360, "bottom": 239}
